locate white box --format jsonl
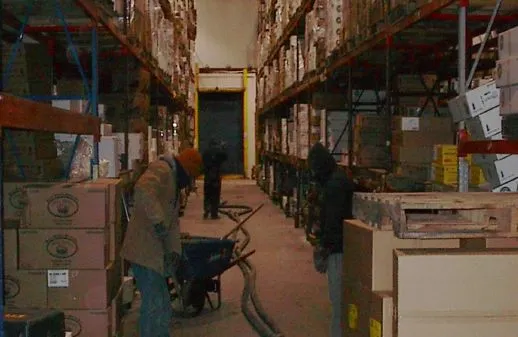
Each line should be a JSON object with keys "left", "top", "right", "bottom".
{"left": 99, "top": 136, "right": 121, "bottom": 178}
{"left": 493, "top": 178, "right": 518, "bottom": 192}
{"left": 499, "top": 26, "right": 518, "bottom": 59}
{"left": 52, "top": 100, "right": 88, "bottom": 113}
{"left": 496, "top": 56, "right": 518, "bottom": 87}
{"left": 482, "top": 154, "right": 518, "bottom": 186}
{"left": 447, "top": 81, "right": 500, "bottom": 122}
{"left": 500, "top": 85, "right": 518, "bottom": 115}
{"left": 100, "top": 123, "right": 113, "bottom": 136}
{"left": 465, "top": 107, "right": 502, "bottom": 139}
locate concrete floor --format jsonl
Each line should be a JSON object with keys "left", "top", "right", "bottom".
{"left": 123, "top": 180, "right": 330, "bottom": 336}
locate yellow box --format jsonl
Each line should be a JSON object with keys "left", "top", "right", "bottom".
{"left": 433, "top": 163, "right": 458, "bottom": 185}
{"left": 433, "top": 144, "right": 473, "bottom": 165}
{"left": 470, "top": 165, "right": 486, "bottom": 185}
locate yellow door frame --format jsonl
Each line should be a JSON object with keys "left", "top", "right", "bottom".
{"left": 194, "top": 68, "right": 249, "bottom": 179}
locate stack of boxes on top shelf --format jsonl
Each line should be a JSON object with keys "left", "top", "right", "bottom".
{"left": 4, "top": 179, "right": 125, "bottom": 337}
{"left": 448, "top": 79, "right": 516, "bottom": 191}
{"left": 496, "top": 25, "right": 518, "bottom": 191}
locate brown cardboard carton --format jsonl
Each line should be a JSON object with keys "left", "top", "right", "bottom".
{"left": 64, "top": 309, "right": 111, "bottom": 337}
{"left": 370, "top": 292, "right": 392, "bottom": 337}
{"left": 4, "top": 229, "right": 18, "bottom": 270}
{"left": 19, "top": 228, "right": 109, "bottom": 269}
{"left": 3, "top": 182, "right": 50, "bottom": 226}
{"left": 5, "top": 270, "right": 47, "bottom": 309}
{"left": 343, "top": 283, "right": 370, "bottom": 337}
{"left": 47, "top": 261, "right": 121, "bottom": 310}
{"left": 343, "top": 220, "right": 460, "bottom": 291}
{"left": 394, "top": 248, "right": 518, "bottom": 317}
{"left": 24, "top": 182, "right": 108, "bottom": 228}
{"left": 92, "top": 179, "right": 123, "bottom": 260}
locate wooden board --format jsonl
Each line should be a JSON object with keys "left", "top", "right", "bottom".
{"left": 353, "top": 192, "right": 518, "bottom": 239}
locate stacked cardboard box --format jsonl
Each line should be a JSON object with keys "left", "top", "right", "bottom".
{"left": 297, "top": 104, "right": 311, "bottom": 159}
{"left": 5, "top": 179, "right": 124, "bottom": 337}
{"left": 449, "top": 80, "right": 518, "bottom": 191}
{"left": 342, "top": 220, "right": 461, "bottom": 337}
{"left": 432, "top": 144, "right": 486, "bottom": 186}
{"left": 3, "top": 131, "right": 63, "bottom": 182}
{"left": 323, "top": 109, "right": 348, "bottom": 163}
{"left": 391, "top": 116, "right": 455, "bottom": 181}
{"left": 353, "top": 115, "right": 390, "bottom": 168}
{"left": 343, "top": 219, "right": 518, "bottom": 336}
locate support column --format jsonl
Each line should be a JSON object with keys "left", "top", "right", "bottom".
{"left": 457, "top": 0, "right": 469, "bottom": 192}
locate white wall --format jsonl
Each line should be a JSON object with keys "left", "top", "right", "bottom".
{"left": 198, "top": 72, "right": 256, "bottom": 178}
{"left": 195, "top": 0, "right": 258, "bottom": 68}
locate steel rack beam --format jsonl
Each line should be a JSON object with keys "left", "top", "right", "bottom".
{"left": 75, "top": 0, "right": 185, "bottom": 108}
{"left": 458, "top": 140, "right": 518, "bottom": 156}
{"left": 0, "top": 93, "right": 101, "bottom": 138}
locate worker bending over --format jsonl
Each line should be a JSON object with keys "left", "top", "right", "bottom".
{"left": 307, "top": 142, "right": 354, "bottom": 337}
{"left": 202, "top": 140, "right": 228, "bottom": 219}
{"left": 121, "top": 148, "right": 203, "bottom": 337}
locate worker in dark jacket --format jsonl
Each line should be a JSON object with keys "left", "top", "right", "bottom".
{"left": 121, "top": 148, "right": 203, "bottom": 337}
{"left": 203, "top": 140, "right": 228, "bottom": 219}
{"left": 307, "top": 142, "right": 354, "bottom": 337}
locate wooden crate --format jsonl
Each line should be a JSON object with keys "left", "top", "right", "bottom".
{"left": 353, "top": 192, "right": 518, "bottom": 238}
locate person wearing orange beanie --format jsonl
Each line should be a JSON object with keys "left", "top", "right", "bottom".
{"left": 121, "top": 147, "right": 202, "bottom": 337}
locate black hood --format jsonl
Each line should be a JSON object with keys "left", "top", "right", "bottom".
{"left": 307, "top": 143, "right": 336, "bottom": 181}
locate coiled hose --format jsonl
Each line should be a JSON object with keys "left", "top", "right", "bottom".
{"left": 219, "top": 202, "right": 285, "bottom": 337}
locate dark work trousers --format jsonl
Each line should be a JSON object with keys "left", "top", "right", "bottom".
{"left": 132, "top": 263, "right": 172, "bottom": 337}
{"left": 204, "top": 177, "right": 221, "bottom": 218}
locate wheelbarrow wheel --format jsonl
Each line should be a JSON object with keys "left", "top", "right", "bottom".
{"left": 170, "top": 280, "right": 206, "bottom": 318}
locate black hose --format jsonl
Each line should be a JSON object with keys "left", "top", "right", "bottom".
{"left": 219, "top": 201, "right": 285, "bottom": 337}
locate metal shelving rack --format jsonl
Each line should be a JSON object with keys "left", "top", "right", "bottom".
{"left": 256, "top": 0, "right": 518, "bottom": 225}
{"left": 0, "top": 0, "right": 193, "bottom": 333}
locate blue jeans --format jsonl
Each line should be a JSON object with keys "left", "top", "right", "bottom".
{"left": 327, "top": 253, "right": 343, "bottom": 337}
{"left": 132, "top": 263, "right": 172, "bottom": 337}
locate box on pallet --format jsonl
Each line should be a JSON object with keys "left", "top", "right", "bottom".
{"left": 482, "top": 154, "right": 518, "bottom": 187}
{"left": 496, "top": 56, "right": 518, "bottom": 87}
{"left": 498, "top": 26, "right": 518, "bottom": 60}
{"left": 500, "top": 85, "right": 518, "bottom": 115}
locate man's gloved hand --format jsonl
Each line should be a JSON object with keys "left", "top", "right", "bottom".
{"left": 313, "top": 246, "right": 329, "bottom": 274}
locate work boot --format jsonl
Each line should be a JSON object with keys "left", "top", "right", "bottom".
{"left": 203, "top": 212, "right": 209, "bottom": 219}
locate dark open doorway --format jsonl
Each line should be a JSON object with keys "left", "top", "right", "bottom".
{"left": 198, "top": 92, "right": 244, "bottom": 176}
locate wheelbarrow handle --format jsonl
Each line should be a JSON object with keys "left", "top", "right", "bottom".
{"left": 222, "top": 203, "right": 264, "bottom": 240}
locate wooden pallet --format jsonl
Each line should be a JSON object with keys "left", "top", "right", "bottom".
{"left": 353, "top": 192, "right": 518, "bottom": 239}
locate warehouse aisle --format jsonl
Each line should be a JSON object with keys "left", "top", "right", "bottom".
{"left": 122, "top": 179, "right": 330, "bottom": 336}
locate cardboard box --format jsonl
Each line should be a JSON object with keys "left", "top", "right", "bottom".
{"left": 496, "top": 56, "right": 518, "bottom": 87}
{"left": 91, "top": 179, "right": 123, "bottom": 261}
{"left": 394, "top": 248, "right": 518, "bottom": 337}
{"left": 4, "top": 182, "right": 45, "bottom": 225}
{"left": 448, "top": 82, "right": 500, "bottom": 122}
{"left": 25, "top": 182, "right": 109, "bottom": 229}
{"left": 19, "top": 228, "right": 109, "bottom": 270}
{"left": 498, "top": 26, "right": 518, "bottom": 59}
{"left": 465, "top": 107, "right": 502, "bottom": 139}
{"left": 343, "top": 220, "right": 460, "bottom": 291}
{"left": 5, "top": 270, "right": 47, "bottom": 309}
{"left": 47, "top": 261, "right": 121, "bottom": 310}
{"left": 4, "top": 229, "right": 18, "bottom": 270}
{"left": 482, "top": 154, "right": 518, "bottom": 186}
{"left": 370, "top": 292, "right": 393, "bottom": 337}
{"left": 344, "top": 283, "right": 371, "bottom": 337}
{"left": 500, "top": 85, "right": 518, "bottom": 115}
{"left": 394, "top": 248, "right": 518, "bottom": 315}
{"left": 64, "top": 309, "right": 111, "bottom": 337}
{"left": 493, "top": 177, "right": 518, "bottom": 192}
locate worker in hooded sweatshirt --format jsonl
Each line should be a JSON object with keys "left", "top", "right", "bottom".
{"left": 121, "top": 148, "right": 203, "bottom": 337}
{"left": 202, "top": 140, "right": 228, "bottom": 219}
{"left": 307, "top": 142, "right": 354, "bottom": 337}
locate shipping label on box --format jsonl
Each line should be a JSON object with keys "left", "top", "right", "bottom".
{"left": 19, "top": 228, "right": 109, "bottom": 270}
{"left": 448, "top": 82, "right": 500, "bottom": 122}
{"left": 5, "top": 270, "right": 47, "bottom": 309}
{"left": 466, "top": 107, "right": 502, "bottom": 139}
{"left": 47, "top": 261, "right": 121, "bottom": 310}
{"left": 496, "top": 56, "right": 518, "bottom": 88}
{"left": 25, "top": 182, "right": 109, "bottom": 229}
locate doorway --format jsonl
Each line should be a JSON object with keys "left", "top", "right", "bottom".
{"left": 198, "top": 92, "right": 244, "bottom": 176}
